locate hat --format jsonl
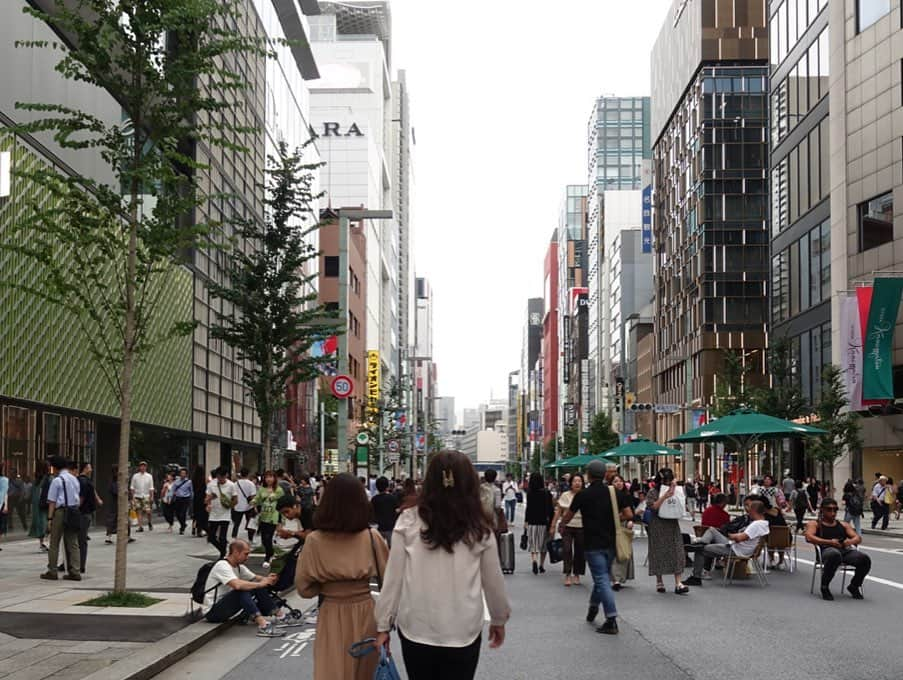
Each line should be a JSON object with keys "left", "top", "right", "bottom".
{"left": 138, "top": 461, "right": 147, "bottom": 466}
{"left": 585, "top": 459, "right": 606, "bottom": 479}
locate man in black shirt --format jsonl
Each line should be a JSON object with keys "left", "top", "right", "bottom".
{"left": 560, "top": 459, "right": 632, "bottom": 635}
{"left": 371, "top": 476, "right": 399, "bottom": 547}
{"left": 77, "top": 462, "right": 103, "bottom": 574}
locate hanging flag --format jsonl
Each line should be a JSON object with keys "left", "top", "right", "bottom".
{"left": 840, "top": 294, "right": 864, "bottom": 410}
{"left": 862, "top": 278, "right": 903, "bottom": 400}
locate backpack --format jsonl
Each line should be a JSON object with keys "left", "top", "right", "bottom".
{"left": 846, "top": 494, "right": 863, "bottom": 517}
{"left": 191, "top": 560, "right": 222, "bottom": 605}
{"left": 792, "top": 489, "right": 808, "bottom": 512}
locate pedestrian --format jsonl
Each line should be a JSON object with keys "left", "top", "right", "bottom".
{"left": 791, "top": 479, "right": 812, "bottom": 533}
{"left": 191, "top": 465, "right": 208, "bottom": 537}
{"left": 480, "top": 469, "right": 503, "bottom": 536}
{"left": 0, "top": 465, "right": 8, "bottom": 550}
{"left": 205, "top": 467, "right": 236, "bottom": 559}
{"left": 171, "top": 467, "right": 193, "bottom": 535}
{"left": 806, "top": 476, "right": 820, "bottom": 511}
{"left": 884, "top": 477, "right": 896, "bottom": 524}
{"left": 8, "top": 470, "right": 28, "bottom": 533}
{"left": 502, "top": 473, "right": 518, "bottom": 525}
{"left": 40, "top": 457, "right": 82, "bottom": 581}
{"left": 695, "top": 479, "right": 709, "bottom": 513}
{"left": 374, "top": 451, "right": 510, "bottom": 680}
{"left": 870, "top": 475, "right": 889, "bottom": 530}
{"left": 129, "top": 461, "right": 155, "bottom": 532}
{"left": 232, "top": 468, "right": 257, "bottom": 540}
{"left": 525, "top": 472, "right": 554, "bottom": 575}
{"left": 371, "top": 476, "right": 399, "bottom": 547}
{"left": 842, "top": 480, "right": 864, "bottom": 535}
{"left": 254, "top": 470, "right": 284, "bottom": 570}
{"left": 645, "top": 467, "right": 690, "bottom": 595}
{"left": 294, "top": 473, "right": 389, "bottom": 680}
{"left": 550, "top": 473, "right": 585, "bottom": 587}
{"left": 295, "top": 473, "right": 316, "bottom": 530}
{"left": 897, "top": 478, "right": 903, "bottom": 520}
{"left": 29, "top": 461, "right": 49, "bottom": 552}
{"left": 609, "top": 474, "right": 635, "bottom": 590}
{"left": 781, "top": 470, "right": 795, "bottom": 500}
{"left": 160, "top": 472, "right": 175, "bottom": 532}
{"left": 76, "top": 462, "right": 103, "bottom": 574}
{"left": 398, "top": 478, "right": 418, "bottom": 510}
{"left": 557, "top": 459, "right": 632, "bottom": 634}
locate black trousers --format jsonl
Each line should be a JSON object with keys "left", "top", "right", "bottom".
{"left": 162, "top": 501, "right": 175, "bottom": 527}
{"left": 231, "top": 509, "right": 253, "bottom": 538}
{"left": 259, "top": 521, "right": 277, "bottom": 562}
{"left": 78, "top": 514, "right": 91, "bottom": 572}
{"left": 821, "top": 547, "right": 871, "bottom": 588}
{"left": 207, "top": 521, "right": 229, "bottom": 558}
{"left": 399, "top": 630, "right": 481, "bottom": 680}
{"left": 174, "top": 498, "right": 191, "bottom": 532}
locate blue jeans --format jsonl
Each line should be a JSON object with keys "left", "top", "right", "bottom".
{"left": 505, "top": 499, "right": 517, "bottom": 523}
{"left": 844, "top": 510, "right": 862, "bottom": 535}
{"left": 584, "top": 548, "right": 618, "bottom": 619}
{"left": 205, "top": 588, "right": 277, "bottom": 623}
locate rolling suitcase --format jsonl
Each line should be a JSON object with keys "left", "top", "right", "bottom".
{"left": 499, "top": 532, "right": 515, "bottom": 574}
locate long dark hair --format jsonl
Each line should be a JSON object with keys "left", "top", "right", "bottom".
{"left": 191, "top": 464, "right": 206, "bottom": 490}
{"left": 528, "top": 472, "right": 544, "bottom": 493}
{"left": 418, "top": 451, "right": 491, "bottom": 553}
{"left": 313, "top": 473, "right": 370, "bottom": 532}
{"left": 654, "top": 467, "right": 675, "bottom": 491}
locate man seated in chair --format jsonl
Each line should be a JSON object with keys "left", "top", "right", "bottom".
{"left": 684, "top": 500, "right": 769, "bottom": 586}
{"left": 805, "top": 498, "right": 870, "bottom": 601}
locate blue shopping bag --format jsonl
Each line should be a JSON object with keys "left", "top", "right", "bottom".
{"left": 374, "top": 646, "right": 401, "bottom": 680}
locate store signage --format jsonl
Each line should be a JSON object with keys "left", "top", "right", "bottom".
{"left": 642, "top": 185, "right": 652, "bottom": 254}
{"left": 0, "top": 152, "right": 10, "bottom": 198}
{"left": 321, "top": 122, "right": 364, "bottom": 137}
{"left": 367, "top": 350, "right": 380, "bottom": 417}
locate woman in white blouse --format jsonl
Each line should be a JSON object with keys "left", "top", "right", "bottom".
{"left": 374, "top": 451, "right": 511, "bottom": 680}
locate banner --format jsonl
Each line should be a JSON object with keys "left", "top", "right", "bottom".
{"left": 840, "top": 294, "right": 864, "bottom": 410}
{"left": 641, "top": 185, "right": 652, "bottom": 253}
{"left": 366, "top": 350, "right": 380, "bottom": 420}
{"left": 862, "top": 278, "right": 903, "bottom": 400}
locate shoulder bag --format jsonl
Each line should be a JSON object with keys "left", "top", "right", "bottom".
{"left": 369, "top": 528, "right": 383, "bottom": 592}
{"left": 520, "top": 526, "right": 528, "bottom": 551}
{"left": 237, "top": 481, "right": 257, "bottom": 518}
{"left": 608, "top": 486, "right": 633, "bottom": 563}
{"left": 61, "top": 479, "right": 82, "bottom": 531}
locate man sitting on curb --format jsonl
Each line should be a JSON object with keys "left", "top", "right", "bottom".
{"left": 684, "top": 500, "right": 769, "bottom": 586}
{"left": 204, "top": 539, "right": 285, "bottom": 637}
{"left": 805, "top": 498, "right": 871, "bottom": 600}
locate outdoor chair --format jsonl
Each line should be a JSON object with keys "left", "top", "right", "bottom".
{"left": 722, "top": 537, "right": 768, "bottom": 587}
{"left": 765, "top": 525, "right": 796, "bottom": 573}
{"left": 809, "top": 545, "right": 865, "bottom": 596}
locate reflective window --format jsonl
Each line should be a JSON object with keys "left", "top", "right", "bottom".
{"left": 858, "top": 192, "right": 894, "bottom": 252}
{"left": 857, "top": 0, "right": 890, "bottom": 32}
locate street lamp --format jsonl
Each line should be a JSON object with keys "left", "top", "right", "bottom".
{"left": 336, "top": 208, "right": 393, "bottom": 471}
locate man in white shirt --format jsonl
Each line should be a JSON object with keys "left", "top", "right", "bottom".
{"left": 502, "top": 473, "right": 519, "bottom": 524}
{"left": 685, "top": 500, "right": 770, "bottom": 585}
{"left": 40, "top": 457, "right": 83, "bottom": 581}
{"left": 203, "top": 539, "right": 284, "bottom": 637}
{"left": 232, "top": 468, "right": 257, "bottom": 541}
{"left": 205, "top": 467, "right": 237, "bottom": 558}
{"left": 129, "top": 462, "right": 155, "bottom": 532}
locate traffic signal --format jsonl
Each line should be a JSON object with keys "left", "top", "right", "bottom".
{"left": 451, "top": 429, "right": 467, "bottom": 435}
{"left": 630, "top": 403, "right": 653, "bottom": 411}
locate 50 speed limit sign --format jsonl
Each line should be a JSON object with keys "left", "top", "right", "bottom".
{"left": 331, "top": 374, "right": 354, "bottom": 399}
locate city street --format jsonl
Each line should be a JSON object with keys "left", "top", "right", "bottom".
{"left": 157, "top": 514, "right": 903, "bottom": 680}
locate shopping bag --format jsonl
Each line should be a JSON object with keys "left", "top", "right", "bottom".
{"left": 247, "top": 515, "right": 259, "bottom": 532}
{"left": 128, "top": 509, "right": 138, "bottom": 527}
{"left": 374, "top": 646, "right": 401, "bottom": 680}
{"left": 546, "top": 537, "right": 564, "bottom": 564}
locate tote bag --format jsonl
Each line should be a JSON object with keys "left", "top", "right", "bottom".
{"left": 608, "top": 486, "right": 633, "bottom": 562}
{"left": 657, "top": 490, "right": 684, "bottom": 519}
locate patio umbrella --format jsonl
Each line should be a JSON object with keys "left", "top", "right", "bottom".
{"left": 543, "top": 454, "right": 608, "bottom": 469}
{"left": 600, "top": 437, "right": 684, "bottom": 459}
{"left": 668, "top": 408, "right": 826, "bottom": 451}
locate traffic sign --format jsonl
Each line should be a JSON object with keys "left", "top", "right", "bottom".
{"left": 387, "top": 440, "right": 399, "bottom": 453}
{"left": 356, "top": 432, "right": 370, "bottom": 445}
{"left": 331, "top": 375, "right": 354, "bottom": 399}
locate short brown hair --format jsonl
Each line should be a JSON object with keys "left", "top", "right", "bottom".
{"left": 313, "top": 473, "right": 371, "bottom": 532}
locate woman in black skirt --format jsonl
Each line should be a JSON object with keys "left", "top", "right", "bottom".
{"left": 191, "top": 464, "right": 208, "bottom": 537}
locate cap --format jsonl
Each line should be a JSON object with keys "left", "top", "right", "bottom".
{"left": 585, "top": 459, "right": 606, "bottom": 479}
{"left": 138, "top": 461, "right": 148, "bottom": 466}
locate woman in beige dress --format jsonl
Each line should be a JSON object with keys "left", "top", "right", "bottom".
{"left": 295, "top": 473, "right": 388, "bottom": 680}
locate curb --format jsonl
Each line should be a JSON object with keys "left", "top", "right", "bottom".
{"left": 78, "top": 617, "right": 234, "bottom": 680}
{"left": 861, "top": 528, "right": 903, "bottom": 539}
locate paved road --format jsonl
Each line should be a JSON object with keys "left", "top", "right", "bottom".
{"left": 158, "top": 515, "right": 903, "bottom": 680}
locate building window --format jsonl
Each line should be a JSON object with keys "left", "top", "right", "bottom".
{"left": 858, "top": 192, "right": 894, "bottom": 252}
{"left": 324, "top": 256, "right": 339, "bottom": 277}
{"left": 857, "top": 0, "right": 890, "bottom": 33}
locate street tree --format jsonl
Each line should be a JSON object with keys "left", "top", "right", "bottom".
{"left": 5, "top": 0, "right": 267, "bottom": 593}
{"left": 208, "top": 141, "right": 340, "bottom": 469}
{"left": 808, "top": 365, "right": 862, "bottom": 481}
{"left": 710, "top": 350, "right": 751, "bottom": 418}
{"left": 562, "top": 426, "right": 580, "bottom": 458}
{"left": 587, "top": 411, "right": 619, "bottom": 454}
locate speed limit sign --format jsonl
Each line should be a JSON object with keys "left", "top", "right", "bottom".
{"left": 331, "top": 374, "right": 354, "bottom": 399}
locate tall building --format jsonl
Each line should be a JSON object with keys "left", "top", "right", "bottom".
{"left": 585, "top": 96, "right": 651, "bottom": 425}
{"left": 651, "top": 0, "right": 769, "bottom": 480}
{"left": 520, "top": 298, "right": 544, "bottom": 464}
{"left": 0, "top": 1, "right": 322, "bottom": 503}
{"left": 413, "top": 276, "right": 437, "bottom": 454}
{"left": 542, "top": 234, "right": 559, "bottom": 446}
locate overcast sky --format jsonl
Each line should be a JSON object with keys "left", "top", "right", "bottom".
{"left": 389, "top": 0, "right": 674, "bottom": 419}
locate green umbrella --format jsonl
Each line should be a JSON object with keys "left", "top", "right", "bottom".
{"left": 599, "top": 437, "right": 684, "bottom": 459}
{"left": 544, "top": 453, "right": 608, "bottom": 469}
{"left": 668, "top": 408, "right": 826, "bottom": 451}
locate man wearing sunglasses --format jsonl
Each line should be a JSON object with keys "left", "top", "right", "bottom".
{"left": 805, "top": 499, "right": 871, "bottom": 600}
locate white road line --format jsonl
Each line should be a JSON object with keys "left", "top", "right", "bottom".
{"left": 858, "top": 545, "right": 903, "bottom": 556}
{"left": 795, "top": 557, "right": 903, "bottom": 591}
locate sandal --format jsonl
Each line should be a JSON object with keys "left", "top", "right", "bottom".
{"left": 564, "top": 576, "right": 572, "bottom": 587}
{"left": 656, "top": 583, "right": 666, "bottom": 593}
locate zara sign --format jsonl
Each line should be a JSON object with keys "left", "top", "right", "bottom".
{"left": 320, "top": 122, "right": 364, "bottom": 138}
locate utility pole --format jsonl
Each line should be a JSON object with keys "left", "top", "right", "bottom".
{"left": 319, "top": 400, "right": 325, "bottom": 474}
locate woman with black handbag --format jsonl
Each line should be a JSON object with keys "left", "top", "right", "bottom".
{"left": 525, "top": 472, "right": 554, "bottom": 574}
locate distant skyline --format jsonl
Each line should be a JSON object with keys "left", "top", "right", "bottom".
{"left": 388, "top": 0, "right": 674, "bottom": 410}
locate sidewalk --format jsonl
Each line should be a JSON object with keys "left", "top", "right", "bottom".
{"left": 0, "top": 524, "right": 312, "bottom": 680}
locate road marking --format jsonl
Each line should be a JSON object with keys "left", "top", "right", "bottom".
{"left": 858, "top": 545, "right": 903, "bottom": 556}
{"left": 275, "top": 629, "right": 316, "bottom": 659}
{"left": 796, "top": 557, "right": 903, "bottom": 591}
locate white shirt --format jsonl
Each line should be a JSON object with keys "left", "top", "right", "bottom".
{"left": 130, "top": 471, "right": 154, "bottom": 498}
{"left": 733, "top": 519, "right": 769, "bottom": 557}
{"left": 374, "top": 508, "right": 511, "bottom": 647}
{"left": 276, "top": 518, "right": 301, "bottom": 549}
{"left": 206, "top": 479, "right": 237, "bottom": 522}
{"left": 204, "top": 560, "right": 256, "bottom": 610}
{"left": 502, "top": 481, "right": 518, "bottom": 502}
{"left": 234, "top": 479, "right": 257, "bottom": 512}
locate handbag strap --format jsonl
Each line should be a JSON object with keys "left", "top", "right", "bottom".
{"left": 368, "top": 528, "right": 383, "bottom": 591}
{"left": 607, "top": 485, "right": 620, "bottom": 537}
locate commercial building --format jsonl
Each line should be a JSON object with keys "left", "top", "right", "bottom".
{"left": 651, "top": 0, "right": 769, "bottom": 480}
{"left": 542, "top": 234, "right": 559, "bottom": 446}
{"left": 519, "top": 298, "right": 544, "bottom": 464}
{"left": 0, "top": 1, "right": 322, "bottom": 502}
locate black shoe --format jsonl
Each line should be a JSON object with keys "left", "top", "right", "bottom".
{"left": 137, "top": 526, "right": 144, "bottom": 533}
{"left": 684, "top": 576, "right": 703, "bottom": 586}
{"left": 847, "top": 584, "right": 864, "bottom": 600}
{"left": 611, "top": 582, "right": 622, "bottom": 591}
{"left": 179, "top": 529, "right": 185, "bottom": 535}
{"left": 148, "top": 524, "right": 153, "bottom": 531}
{"left": 586, "top": 605, "right": 599, "bottom": 623}
{"left": 104, "top": 538, "right": 113, "bottom": 545}
{"left": 674, "top": 585, "right": 690, "bottom": 595}
{"left": 40, "top": 571, "right": 59, "bottom": 581}
{"left": 128, "top": 537, "right": 136, "bottom": 543}
{"left": 532, "top": 561, "right": 538, "bottom": 575}
{"left": 539, "top": 566, "right": 545, "bottom": 574}
{"left": 57, "top": 564, "right": 66, "bottom": 572}
{"left": 597, "top": 617, "right": 618, "bottom": 635}
{"left": 63, "top": 573, "right": 82, "bottom": 582}
{"left": 820, "top": 587, "right": 834, "bottom": 601}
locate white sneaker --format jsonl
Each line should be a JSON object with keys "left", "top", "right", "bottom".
{"left": 261, "top": 561, "right": 271, "bottom": 570}
{"left": 256, "top": 621, "right": 285, "bottom": 638}
{"left": 275, "top": 612, "right": 306, "bottom": 628}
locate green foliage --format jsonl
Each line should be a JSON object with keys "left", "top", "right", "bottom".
{"left": 750, "top": 337, "right": 807, "bottom": 420}
{"left": 358, "top": 378, "right": 410, "bottom": 470}
{"left": 208, "top": 142, "right": 340, "bottom": 465}
{"left": 562, "top": 426, "right": 579, "bottom": 458}
{"left": 711, "top": 350, "right": 750, "bottom": 418}
{"left": 77, "top": 592, "right": 162, "bottom": 608}
{"left": 587, "top": 411, "right": 618, "bottom": 454}
{"left": 808, "top": 365, "right": 862, "bottom": 466}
